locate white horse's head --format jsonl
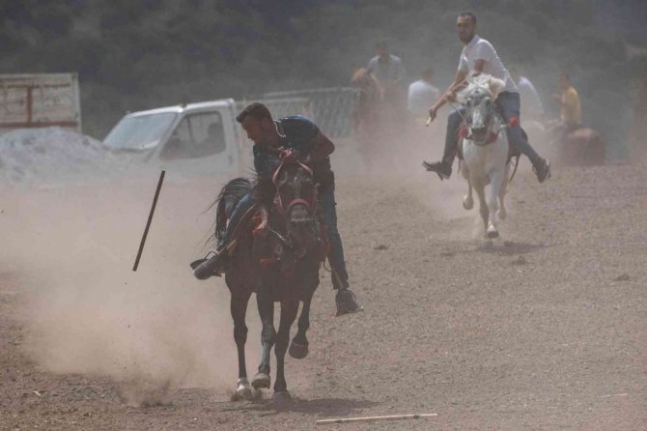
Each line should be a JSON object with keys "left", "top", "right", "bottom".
{"left": 456, "top": 74, "right": 506, "bottom": 143}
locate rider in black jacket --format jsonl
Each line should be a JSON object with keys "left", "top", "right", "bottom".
{"left": 193, "top": 103, "right": 362, "bottom": 316}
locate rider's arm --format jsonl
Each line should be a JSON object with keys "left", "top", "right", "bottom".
{"left": 429, "top": 69, "right": 468, "bottom": 115}
{"left": 309, "top": 132, "right": 335, "bottom": 161}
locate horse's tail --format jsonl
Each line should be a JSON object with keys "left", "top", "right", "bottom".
{"left": 211, "top": 178, "right": 252, "bottom": 241}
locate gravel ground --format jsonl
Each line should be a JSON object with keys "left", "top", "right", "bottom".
{"left": 0, "top": 158, "right": 646, "bottom": 430}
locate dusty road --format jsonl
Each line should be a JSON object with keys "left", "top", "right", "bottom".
{"left": 1, "top": 155, "right": 646, "bottom": 430}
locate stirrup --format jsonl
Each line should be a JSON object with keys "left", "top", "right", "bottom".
{"left": 191, "top": 251, "right": 225, "bottom": 280}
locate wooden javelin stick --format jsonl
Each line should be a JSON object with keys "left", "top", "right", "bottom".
{"left": 316, "top": 413, "right": 437, "bottom": 425}
{"left": 132, "top": 170, "right": 166, "bottom": 271}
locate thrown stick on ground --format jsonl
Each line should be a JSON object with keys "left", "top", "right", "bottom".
{"left": 316, "top": 413, "right": 437, "bottom": 425}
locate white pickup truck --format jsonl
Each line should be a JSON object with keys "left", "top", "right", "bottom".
{"left": 101, "top": 88, "right": 355, "bottom": 179}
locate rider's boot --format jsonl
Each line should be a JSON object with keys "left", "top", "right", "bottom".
{"left": 422, "top": 160, "right": 452, "bottom": 180}
{"left": 531, "top": 157, "right": 551, "bottom": 183}
{"left": 335, "top": 282, "right": 364, "bottom": 317}
{"left": 191, "top": 240, "right": 229, "bottom": 280}
{"left": 422, "top": 144, "right": 457, "bottom": 180}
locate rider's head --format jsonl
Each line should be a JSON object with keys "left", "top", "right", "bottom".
{"left": 236, "top": 103, "right": 277, "bottom": 146}
{"left": 456, "top": 12, "right": 477, "bottom": 44}
{"left": 558, "top": 72, "right": 571, "bottom": 91}
{"left": 375, "top": 40, "right": 389, "bottom": 60}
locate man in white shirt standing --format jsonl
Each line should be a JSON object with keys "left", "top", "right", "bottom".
{"left": 509, "top": 65, "right": 545, "bottom": 121}
{"left": 367, "top": 41, "right": 407, "bottom": 100}
{"left": 422, "top": 12, "right": 551, "bottom": 183}
{"left": 367, "top": 41, "right": 408, "bottom": 128}
{"left": 408, "top": 67, "right": 440, "bottom": 118}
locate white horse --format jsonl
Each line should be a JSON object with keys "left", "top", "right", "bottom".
{"left": 456, "top": 74, "right": 511, "bottom": 239}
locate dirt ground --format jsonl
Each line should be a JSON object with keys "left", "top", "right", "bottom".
{"left": 1, "top": 147, "right": 646, "bottom": 430}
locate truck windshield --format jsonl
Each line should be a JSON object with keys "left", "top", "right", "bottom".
{"left": 103, "top": 112, "right": 177, "bottom": 151}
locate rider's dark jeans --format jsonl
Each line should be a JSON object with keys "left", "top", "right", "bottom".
{"left": 319, "top": 181, "right": 349, "bottom": 290}
{"left": 218, "top": 183, "right": 350, "bottom": 290}
{"left": 217, "top": 193, "right": 254, "bottom": 247}
{"left": 443, "top": 91, "right": 540, "bottom": 164}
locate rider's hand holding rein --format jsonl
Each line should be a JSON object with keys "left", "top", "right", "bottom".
{"left": 279, "top": 148, "right": 296, "bottom": 163}
{"left": 427, "top": 89, "right": 457, "bottom": 124}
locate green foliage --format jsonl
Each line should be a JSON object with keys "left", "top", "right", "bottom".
{"left": 0, "top": 0, "right": 643, "bottom": 151}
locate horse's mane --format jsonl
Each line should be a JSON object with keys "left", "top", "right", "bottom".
{"left": 456, "top": 73, "right": 506, "bottom": 104}
{"left": 213, "top": 177, "right": 252, "bottom": 241}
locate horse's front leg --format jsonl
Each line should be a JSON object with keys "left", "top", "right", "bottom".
{"left": 289, "top": 292, "right": 313, "bottom": 359}
{"left": 486, "top": 170, "right": 504, "bottom": 239}
{"left": 273, "top": 297, "right": 300, "bottom": 398}
{"left": 462, "top": 163, "right": 474, "bottom": 210}
{"left": 253, "top": 283, "right": 275, "bottom": 391}
{"left": 473, "top": 180, "right": 489, "bottom": 234}
{"left": 230, "top": 287, "right": 253, "bottom": 400}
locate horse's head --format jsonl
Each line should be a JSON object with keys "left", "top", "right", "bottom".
{"left": 272, "top": 159, "right": 319, "bottom": 252}
{"left": 458, "top": 74, "right": 506, "bottom": 143}
{"left": 351, "top": 68, "right": 370, "bottom": 88}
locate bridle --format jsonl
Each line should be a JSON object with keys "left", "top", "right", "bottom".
{"left": 461, "top": 92, "right": 503, "bottom": 146}
{"left": 271, "top": 158, "right": 315, "bottom": 214}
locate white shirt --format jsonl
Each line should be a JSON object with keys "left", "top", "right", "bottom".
{"left": 407, "top": 79, "right": 440, "bottom": 116}
{"left": 517, "top": 76, "right": 544, "bottom": 117}
{"left": 458, "top": 35, "right": 518, "bottom": 94}
{"left": 367, "top": 54, "right": 406, "bottom": 85}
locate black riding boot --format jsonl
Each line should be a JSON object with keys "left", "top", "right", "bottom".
{"left": 335, "top": 287, "right": 363, "bottom": 317}
{"left": 422, "top": 144, "right": 457, "bottom": 180}
{"left": 191, "top": 240, "right": 229, "bottom": 280}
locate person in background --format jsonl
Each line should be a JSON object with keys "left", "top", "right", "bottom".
{"left": 408, "top": 67, "right": 440, "bottom": 118}
{"left": 367, "top": 41, "right": 408, "bottom": 128}
{"left": 367, "top": 40, "right": 407, "bottom": 102}
{"left": 509, "top": 65, "right": 545, "bottom": 121}
{"left": 551, "top": 72, "right": 582, "bottom": 143}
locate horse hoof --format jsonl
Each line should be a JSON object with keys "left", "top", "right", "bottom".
{"left": 233, "top": 378, "right": 254, "bottom": 401}
{"left": 272, "top": 391, "right": 292, "bottom": 403}
{"left": 252, "top": 372, "right": 271, "bottom": 390}
{"left": 289, "top": 341, "right": 309, "bottom": 359}
{"left": 463, "top": 196, "right": 474, "bottom": 210}
{"left": 486, "top": 227, "right": 499, "bottom": 239}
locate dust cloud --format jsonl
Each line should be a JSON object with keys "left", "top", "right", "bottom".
{"left": 0, "top": 176, "right": 261, "bottom": 406}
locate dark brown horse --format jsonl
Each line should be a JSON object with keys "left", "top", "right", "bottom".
{"left": 558, "top": 127, "right": 606, "bottom": 166}
{"left": 208, "top": 159, "right": 326, "bottom": 401}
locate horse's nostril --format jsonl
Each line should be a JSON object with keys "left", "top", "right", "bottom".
{"left": 289, "top": 218, "right": 313, "bottom": 227}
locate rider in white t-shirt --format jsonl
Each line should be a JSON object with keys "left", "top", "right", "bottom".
{"left": 422, "top": 12, "right": 551, "bottom": 183}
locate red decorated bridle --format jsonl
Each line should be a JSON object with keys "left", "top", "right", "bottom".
{"left": 271, "top": 158, "right": 315, "bottom": 214}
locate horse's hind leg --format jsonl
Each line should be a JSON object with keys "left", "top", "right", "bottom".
{"left": 231, "top": 288, "right": 253, "bottom": 400}
{"left": 498, "top": 166, "right": 509, "bottom": 221}
{"left": 253, "top": 284, "right": 275, "bottom": 391}
{"left": 273, "top": 298, "right": 300, "bottom": 398}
